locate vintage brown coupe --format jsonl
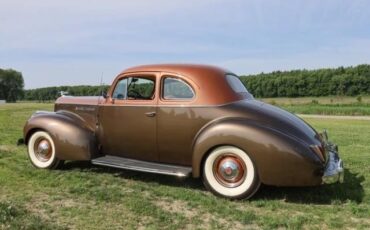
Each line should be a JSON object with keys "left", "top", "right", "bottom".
{"left": 23, "top": 64, "right": 344, "bottom": 199}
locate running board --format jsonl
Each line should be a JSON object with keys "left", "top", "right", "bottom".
{"left": 91, "top": 155, "right": 192, "bottom": 177}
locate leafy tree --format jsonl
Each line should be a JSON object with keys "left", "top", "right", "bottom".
{"left": 0, "top": 68, "right": 24, "bottom": 102}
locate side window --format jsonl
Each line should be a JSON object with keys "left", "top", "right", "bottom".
{"left": 127, "top": 77, "right": 155, "bottom": 100}
{"left": 112, "top": 77, "right": 155, "bottom": 100}
{"left": 112, "top": 78, "right": 128, "bottom": 100}
{"left": 162, "top": 77, "right": 194, "bottom": 100}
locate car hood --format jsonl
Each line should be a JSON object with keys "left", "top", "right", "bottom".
{"left": 55, "top": 96, "right": 104, "bottom": 105}
{"left": 232, "top": 99, "right": 322, "bottom": 146}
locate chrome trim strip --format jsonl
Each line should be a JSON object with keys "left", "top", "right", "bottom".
{"left": 57, "top": 99, "right": 249, "bottom": 108}
{"left": 91, "top": 158, "right": 192, "bottom": 177}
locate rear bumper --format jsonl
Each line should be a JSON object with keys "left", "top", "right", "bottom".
{"left": 321, "top": 131, "right": 344, "bottom": 184}
{"left": 322, "top": 151, "right": 344, "bottom": 184}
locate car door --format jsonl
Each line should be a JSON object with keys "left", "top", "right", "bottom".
{"left": 98, "top": 72, "right": 159, "bottom": 162}
{"left": 157, "top": 74, "right": 200, "bottom": 166}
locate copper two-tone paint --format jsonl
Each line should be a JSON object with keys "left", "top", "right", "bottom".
{"left": 24, "top": 64, "right": 341, "bottom": 187}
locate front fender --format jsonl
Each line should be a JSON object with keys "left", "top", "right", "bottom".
{"left": 192, "top": 118, "right": 324, "bottom": 186}
{"left": 24, "top": 111, "right": 98, "bottom": 161}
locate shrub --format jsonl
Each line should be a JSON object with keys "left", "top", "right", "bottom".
{"left": 356, "top": 95, "right": 362, "bottom": 103}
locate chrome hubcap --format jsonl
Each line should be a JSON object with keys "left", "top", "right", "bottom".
{"left": 34, "top": 139, "right": 52, "bottom": 162}
{"left": 220, "top": 161, "right": 239, "bottom": 179}
{"left": 213, "top": 154, "right": 246, "bottom": 188}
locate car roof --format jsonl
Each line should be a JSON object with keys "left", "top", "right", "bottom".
{"left": 122, "top": 63, "right": 230, "bottom": 76}
{"left": 121, "top": 64, "right": 234, "bottom": 85}
{"left": 117, "top": 64, "right": 246, "bottom": 106}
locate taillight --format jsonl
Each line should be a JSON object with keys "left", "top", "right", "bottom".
{"left": 310, "top": 144, "right": 325, "bottom": 162}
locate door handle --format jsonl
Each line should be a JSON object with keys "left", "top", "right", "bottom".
{"left": 145, "top": 111, "right": 156, "bottom": 117}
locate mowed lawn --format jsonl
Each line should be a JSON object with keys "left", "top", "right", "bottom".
{"left": 0, "top": 103, "right": 369, "bottom": 229}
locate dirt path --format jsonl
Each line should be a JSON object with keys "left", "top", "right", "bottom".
{"left": 297, "top": 114, "right": 370, "bottom": 120}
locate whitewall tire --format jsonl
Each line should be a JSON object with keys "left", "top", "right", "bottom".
{"left": 202, "top": 146, "right": 260, "bottom": 199}
{"left": 27, "top": 131, "right": 63, "bottom": 169}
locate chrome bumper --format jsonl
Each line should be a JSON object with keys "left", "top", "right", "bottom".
{"left": 322, "top": 151, "right": 344, "bottom": 184}
{"left": 321, "top": 130, "right": 344, "bottom": 184}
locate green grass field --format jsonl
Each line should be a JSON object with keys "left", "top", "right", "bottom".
{"left": 0, "top": 103, "right": 369, "bottom": 229}
{"left": 261, "top": 96, "right": 370, "bottom": 116}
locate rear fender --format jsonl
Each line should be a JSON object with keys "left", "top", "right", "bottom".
{"left": 192, "top": 118, "right": 323, "bottom": 186}
{"left": 24, "top": 111, "right": 98, "bottom": 161}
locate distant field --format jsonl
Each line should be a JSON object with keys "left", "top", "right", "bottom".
{"left": 260, "top": 96, "right": 370, "bottom": 116}
{"left": 261, "top": 96, "right": 370, "bottom": 105}
{"left": 0, "top": 103, "right": 369, "bottom": 229}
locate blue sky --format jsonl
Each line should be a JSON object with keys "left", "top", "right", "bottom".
{"left": 1, "top": 0, "right": 370, "bottom": 89}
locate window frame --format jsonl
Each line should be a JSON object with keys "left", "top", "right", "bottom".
{"left": 112, "top": 78, "right": 128, "bottom": 100}
{"left": 110, "top": 74, "right": 157, "bottom": 101}
{"left": 161, "top": 75, "right": 196, "bottom": 101}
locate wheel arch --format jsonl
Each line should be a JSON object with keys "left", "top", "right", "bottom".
{"left": 191, "top": 117, "right": 324, "bottom": 186}
{"left": 25, "top": 128, "right": 44, "bottom": 145}
{"left": 192, "top": 118, "right": 261, "bottom": 178}
{"left": 24, "top": 111, "right": 98, "bottom": 161}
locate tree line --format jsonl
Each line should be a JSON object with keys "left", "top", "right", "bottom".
{"left": 1, "top": 65, "right": 370, "bottom": 102}
{"left": 23, "top": 85, "right": 110, "bottom": 102}
{"left": 240, "top": 64, "right": 370, "bottom": 98}
{"left": 24, "top": 64, "right": 369, "bottom": 101}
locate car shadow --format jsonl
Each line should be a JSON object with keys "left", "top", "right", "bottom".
{"left": 252, "top": 169, "right": 365, "bottom": 204}
{"left": 63, "top": 162, "right": 365, "bottom": 204}
{"left": 62, "top": 161, "right": 205, "bottom": 191}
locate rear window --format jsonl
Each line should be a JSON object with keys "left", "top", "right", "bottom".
{"left": 226, "top": 74, "right": 249, "bottom": 93}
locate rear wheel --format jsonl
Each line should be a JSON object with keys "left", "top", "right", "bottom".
{"left": 202, "top": 146, "right": 260, "bottom": 199}
{"left": 27, "top": 131, "right": 64, "bottom": 169}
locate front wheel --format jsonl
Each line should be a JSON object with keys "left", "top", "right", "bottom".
{"left": 202, "top": 146, "right": 260, "bottom": 199}
{"left": 27, "top": 131, "right": 64, "bottom": 169}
